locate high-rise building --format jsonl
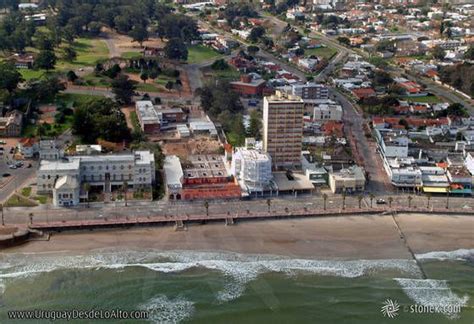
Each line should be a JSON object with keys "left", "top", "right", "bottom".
{"left": 263, "top": 91, "right": 304, "bottom": 170}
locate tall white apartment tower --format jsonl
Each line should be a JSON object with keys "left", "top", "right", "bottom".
{"left": 263, "top": 91, "right": 304, "bottom": 170}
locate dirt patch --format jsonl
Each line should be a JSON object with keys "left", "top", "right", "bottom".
{"left": 162, "top": 136, "right": 222, "bottom": 159}
{"left": 38, "top": 104, "right": 57, "bottom": 124}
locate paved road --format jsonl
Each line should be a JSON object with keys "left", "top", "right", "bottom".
{"left": 334, "top": 89, "right": 392, "bottom": 193}
{"left": 0, "top": 156, "right": 37, "bottom": 203}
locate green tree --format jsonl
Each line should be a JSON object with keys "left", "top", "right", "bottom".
{"left": 111, "top": 75, "right": 137, "bottom": 105}
{"left": 432, "top": 46, "right": 446, "bottom": 60}
{"left": 337, "top": 36, "right": 350, "bottom": 46}
{"left": 165, "top": 80, "right": 174, "bottom": 92}
{"left": 247, "top": 110, "right": 262, "bottom": 140}
{"left": 66, "top": 70, "right": 78, "bottom": 83}
{"left": 129, "top": 24, "right": 149, "bottom": 47}
{"left": 0, "top": 62, "right": 22, "bottom": 94}
{"left": 34, "top": 50, "right": 57, "bottom": 70}
{"left": 140, "top": 71, "right": 149, "bottom": 83}
{"left": 62, "top": 46, "right": 77, "bottom": 62}
{"left": 164, "top": 38, "right": 188, "bottom": 61}
{"left": 247, "top": 45, "right": 259, "bottom": 55}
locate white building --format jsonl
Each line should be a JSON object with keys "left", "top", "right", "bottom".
{"left": 313, "top": 104, "right": 343, "bottom": 121}
{"left": 163, "top": 155, "right": 184, "bottom": 199}
{"left": 37, "top": 151, "right": 155, "bottom": 206}
{"left": 39, "top": 140, "right": 63, "bottom": 160}
{"left": 375, "top": 129, "right": 409, "bottom": 158}
{"left": 328, "top": 166, "right": 366, "bottom": 193}
{"left": 53, "top": 175, "right": 80, "bottom": 207}
{"left": 231, "top": 148, "right": 272, "bottom": 192}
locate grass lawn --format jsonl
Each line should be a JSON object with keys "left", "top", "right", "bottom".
{"left": 213, "top": 67, "right": 240, "bottom": 80}
{"left": 130, "top": 111, "right": 141, "bottom": 133}
{"left": 187, "top": 45, "right": 223, "bottom": 64}
{"left": 56, "top": 93, "right": 104, "bottom": 107}
{"left": 56, "top": 38, "right": 109, "bottom": 70}
{"left": 33, "top": 195, "right": 48, "bottom": 204}
{"left": 22, "top": 115, "right": 75, "bottom": 138}
{"left": 5, "top": 194, "right": 38, "bottom": 207}
{"left": 121, "top": 51, "right": 142, "bottom": 59}
{"left": 401, "top": 95, "right": 443, "bottom": 104}
{"left": 19, "top": 69, "right": 46, "bottom": 81}
{"left": 136, "top": 82, "right": 161, "bottom": 92}
{"left": 81, "top": 73, "right": 113, "bottom": 88}
{"left": 21, "top": 187, "right": 32, "bottom": 197}
{"left": 154, "top": 75, "right": 176, "bottom": 86}
{"left": 305, "top": 46, "right": 337, "bottom": 60}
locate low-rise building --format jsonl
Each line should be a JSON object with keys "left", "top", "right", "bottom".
{"left": 37, "top": 151, "right": 156, "bottom": 206}
{"left": 230, "top": 75, "right": 266, "bottom": 96}
{"left": 328, "top": 166, "right": 366, "bottom": 193}
{"left": 17, "top": 138, "right": 38, "bottom": 158}
{"left": 0, "top": 110, "right": 22, "bottom": 137}
{"left": 53, "top": 175, "right": 80, "bottom": 207}
{"left": 291, "top": 83, "right": 329, "bottom": 100}
{"left": 313, "top": 104, "right": 343, "bottom": 121}
{"left": 135, "top": 101, "right": 160, "bottom": 134}
{"left": 39, "top": 140, "right": 63, "bottom": 160}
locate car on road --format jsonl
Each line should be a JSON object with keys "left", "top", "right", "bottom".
{"left": 9, "top": 165, "right": 17, "bottom": 169}
{"left": 376, "top": 199, "right": 386, "bottom": 205}
{"left": 0, "top": 140, "right": 6, "bottom": 145}
{"left": 2, "top": 173, "right": 11, "bottom": 177}
{"left": 27, "top": 163, "right": 32, "bottom": 168}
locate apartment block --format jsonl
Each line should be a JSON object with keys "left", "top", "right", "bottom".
{"left": 263, "top": 91, "right": 305, "bottom": 170}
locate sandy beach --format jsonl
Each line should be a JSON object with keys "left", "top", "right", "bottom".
{"left": 3, "top": 213, "right": 473, "bottom": 259}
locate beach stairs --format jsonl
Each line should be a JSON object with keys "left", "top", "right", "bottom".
{"left": 174, "top": 219, "right": 187, "bottom": 231}
{"left": 225, "top": 217, "right": 234, "bottom": 226}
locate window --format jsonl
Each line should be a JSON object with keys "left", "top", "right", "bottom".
{"left": 113, "top": 165, "right": 116, "bottom": 170}
{"left": 120, "top": 165, "right": 124, "bottom": 170}
{"left": 42, "top": 175, "right": 46, "bottom": 179}
{"left": 99, "top": 166, "right": 102, "bottom": 170}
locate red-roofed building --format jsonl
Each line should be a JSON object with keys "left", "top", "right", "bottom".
{"left": 351, "top": 88, "right": 376, "bottom": 100}
{"left": 230, "top": 75, "right": 267, "bottom": 96}
{"left": 322, "top": 121, "right": 344, "bottom": 138}
{"left": 17, "top": 138, "right": 38, "bottom": 158}
{"left": 397, "top": 81, "right": 427, "bottom": 97}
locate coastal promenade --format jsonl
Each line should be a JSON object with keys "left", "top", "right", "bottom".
{"left": 27, "top": 206, "right": 474, "bottom": 232}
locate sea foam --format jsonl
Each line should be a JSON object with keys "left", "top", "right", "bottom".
{"left": 415, "top": 249, "right": 474, "bottom": 262}
{"left": 0, "top": 250, "right": 421, "bottom": 302}
{"left": 140, "top": 295, "right": 194, "bottom": 324}
{"left": 395, "top": 278, "right": 470, "bottom": 319}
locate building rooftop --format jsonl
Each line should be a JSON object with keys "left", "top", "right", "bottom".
{"left": 163, "top": 155, "right": 183, "bottom": 188}
{"left": 136, "top": 100, "right": 159, "bottom": 124}
{"left": 39, "top": 159, "right": 80, "bottom": 172}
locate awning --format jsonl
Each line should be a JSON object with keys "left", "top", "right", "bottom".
{"left": 423, "top": 187, "right": 448, "bottom": 193}
{"left": 450, "top": 189, "right": 472, "bottom": 195}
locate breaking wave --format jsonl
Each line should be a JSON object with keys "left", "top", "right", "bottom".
{"left": 0, "top": 250, "right": 421, "bottom": 302}
{"left": 415, "top": 249, "right": 474, "bottom": 262}
{"left": 140, "top": 295, "right": 194, "bottom": 324}
{"left": 395, "top": 278, "right": 469, "bottom": 319}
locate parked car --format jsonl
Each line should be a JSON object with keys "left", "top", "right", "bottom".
{"left": 9, "top": 165, "right": 17, "bottom": 169}
{"left": 376, "top": 199, "right": 386, "bottom": 205}
{"left": 2, "top": 173, "right": 11, "bottom": 177}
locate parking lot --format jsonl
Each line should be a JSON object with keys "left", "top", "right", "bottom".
{"left": 0, "top": 141, "right": 38, "bottom": 203}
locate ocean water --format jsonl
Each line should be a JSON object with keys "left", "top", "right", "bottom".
{"left": 0, "top": 249, "right": 473, "bottom": 323}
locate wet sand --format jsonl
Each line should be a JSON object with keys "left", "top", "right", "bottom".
{"left": 3, "top": 214, "right": 474, "bottom": 259}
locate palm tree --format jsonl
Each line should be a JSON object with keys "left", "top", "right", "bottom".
{"left": 357, "top": 194, "right": 364, "bottom": 209}
{"left": 426, "top": 193, "right": 431, "bottom": 209}
{"left": 408, "top": 196, "right": 413, "bottom": 208}
{"left": 0, "top": 203, "right": 4, "bottom": 226}
{"left": 322, "top": 193, "right": 328, "bottom": 211}
{"left": 122, "top": 181, "right": 129, "bottom": 207}
{"left": 204, "top": 200, "right": 209, "bottom": 216}
{"left": 388, "top": 197, "right": 393, "bottom": 208}
{"left": 369, "top": 193, "right": 375, "bottom": 208}
{"left": 342, "top": 192, "right": 346, "bottom": 210}
{"left": 29, "top": 212, "right": 34, "bottom": 225}
{"left": 266, "top": 199, "right": 271, "bottom": 213}
{"left": 83, "top": 182, "right": 91, "bottom": 208}
{"left": 446, "top": 190, "right": 450, "bottom": 209}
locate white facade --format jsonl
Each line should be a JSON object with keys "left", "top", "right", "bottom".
{"left": 313, "top": 104, "right": 343, "bottom": 121}
{"left": 39, "top": 140, "right": 63, "bottom": 160}
{"left": 53, "top": 175, "right": 80, "bottom": 207}
{"left": 231, "top": 148, "right": 272, "bottom": 191}
{"left": 37, "top": 151, "right": 155, "bottom": 199}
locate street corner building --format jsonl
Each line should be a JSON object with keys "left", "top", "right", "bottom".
{"left": 37, "top": 151, "right": 155, "bottom": 207}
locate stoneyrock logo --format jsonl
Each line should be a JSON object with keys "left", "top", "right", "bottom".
{"left": 381, "top": 299, "right": 400, "bottom": 318}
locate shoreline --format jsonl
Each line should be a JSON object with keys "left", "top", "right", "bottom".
{"left": 2, "top": 213, "right": 473, "bottom": 260}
